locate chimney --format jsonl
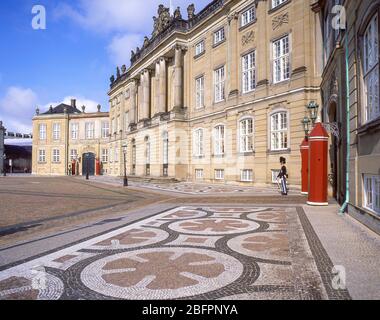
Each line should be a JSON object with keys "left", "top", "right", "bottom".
{"left": 71, "top": 99, "right": 76, "bottom": 108}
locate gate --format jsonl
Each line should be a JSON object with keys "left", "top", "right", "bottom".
{"left": 82, "top": 153, "right": 95, "bottom": 176}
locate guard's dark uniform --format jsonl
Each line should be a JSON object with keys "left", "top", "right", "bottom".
{"left": 277, "top": 165, "right": 288, "bottom": 195}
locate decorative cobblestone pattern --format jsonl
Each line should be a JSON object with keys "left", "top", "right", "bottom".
{"left": 0, "top": 206, "right": 351, "bottom": 300}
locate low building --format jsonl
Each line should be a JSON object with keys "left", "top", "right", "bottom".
{"left": 32, "top": 99, "right": 110, "bottom": 176}
{"left": 313, "top": 0, "right": 380, "bottom": 232}
{"left": 0, "top": 121, "right": 5, "bottom": 174}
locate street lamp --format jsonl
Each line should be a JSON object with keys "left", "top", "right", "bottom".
{"left": 2, "top": 153, "right": 6, "bottom": 177}
{"left": 301, "top": 115, "right": 311, "bottom": 139}
{"left": 306, "top": 101, "right": 319, "bottom": 124}
{"left": 122, "top": 144, "right": 128, "bottom": 187}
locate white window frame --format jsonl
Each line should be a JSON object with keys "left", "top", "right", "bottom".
{"left": 239, "top": 117, "right": 254, "bottom": 152}
{"left": 39, "top": 124, "right": 46, "bottom": 140}
{"left": 85, "top": 122, "right": 95, "bottom": 140}
{"left": 52, "top": 123, "right": 60, "bottom": 141}
{"left": 193, "top": 128, "right": 204, "bottom": 157}
{"left": 272, "top": 35, "right": 291, "bottom": 83}
{"left": 215, "top": 169, "right": 225, "bottom": 180}
{"left": 71, "top": 123, "right": 79, "bottom": 140}
{"left": 214, "top": 125, "right": 225, "bottom": 156}
{"left": 214, "top": 66, "right": 225, "bottom": 103}
{"left": 70, "top": 149, "right": 78, "bottom": 161}
{"left": 241, "top": 169, "right": 253, "bottom": 182}
{"left": 272, "top": 0, "right": 287, "bottom": 9}
{"left": 242, "top": 51, "right": 256, "bottom": 93}
{"left": 270, "top": 111, "right": 288, "bottom": 151}
{"left": 195, "top": 76, "right": 205, "bottom": 109}
{"left": 38, "top": 149, "right": 46, "bottom": 162}
{"left": 101, "top": 148, "right": 108, "bottom": 163}
{"left": 214, "top": 27, "right": 225, "bottom": 45}
{"left": 195, "top": 40, "right": 205, "bottom": 56}
{"left": 363, "top": 174, "right": 380, "bottom": 214}
{"left": 195, "top": 169, "right": 204, "bottom": 180}
{"left": 52, "top": 149, "right": 60, "bottom": 163}
{"left": 363, "top": 14, "right": 380, "bottom": 123}
{"left": 241, "top": 6, "right": 255, "bottom": 27}
{"left": 101, "top": 121, "right": 109, "bottom": 138}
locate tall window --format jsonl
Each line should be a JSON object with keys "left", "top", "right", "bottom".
{"left": 101, "top": 148, "right": 108, "bottom": 163}
{"left": 363, "top": 174, "right": 380, "bottom": 214}
{"left": 214, "top": 66, "right": 225, "bottom": 103}
{"left": 242, "top": 51, "right": 256, "bottom": 93}
{"left": 214, "top": 125, "right": 225, "bottom": 155}
{"left": 273, "top": 35, "right": 290, "bottom": 83}
{"left": 85, "top": 122, "right": 95, "bottom": 139}
{"left": 52, "top": 149, "right": 60, "bottom": 163}
{"left": 193, "top": 128, "right": 204, "bottom": 156}
{"left": 71, "top": 123, "right": 78, "bottom": 140}
{"left": 39, "top": 124, "right": 46, "bottom": 140}
{"left": 214, "top": 28, "right": 225, "bottom": 45}
{"left": 70, "top": 149, "right": 78, "bottom": 161}
{"left": 101, "top": 121, "right": 109, "bottom": 138}
{"left": 239, "top": 118, "right": 254, "bottom": 152}
{"left": 241, "top": 169, "right": 253, "bottom": 182}
{"left": 195, "top": 40, "right": 205, "bottom": 56}
{"left": 196, "top": 76, "right": 205, "bottom": 109}
{"left": 272, "top": 0, "right": 287, "bottom": 9}
{"left": 363, "top": 14, "right": 380, "bottom": 123}
{"left": 241, "top": 7, "right": 255, "bottom": 27}
{"left": 215, "top": 169, "right": 225, "bottom": 180}
{"left": 38, "top": 149, "right": 46, "bottom": 162}
{"left": 53, "top": 123, "right": 60, "bottom": 140}
{"left": 270, "top": 112, "right": 288, "bottom": 150}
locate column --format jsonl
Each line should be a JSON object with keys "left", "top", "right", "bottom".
{"left": 159, "top": 57, "right": 167, "bottom": 113}
{"left": 173, "top": 45, "right": 184, "bottom": 109}
{"left": 155, "top": 61, "right": 160, "bottom": 115}
{"left": 143, "top": 69, "right": 151, "bottom": 119}
{"left": 139, "top": 72, "right": 145, "bottom": 121}
{"left": 130, "top": 79, "right": 137, "bottom": 124}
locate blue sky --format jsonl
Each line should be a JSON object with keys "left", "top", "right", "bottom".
{"left": 0, "top": 0, "right": 210, "bottom": 132}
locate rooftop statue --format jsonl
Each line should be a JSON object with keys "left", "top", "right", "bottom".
{"left": 173, "top": 7, "right": 182, "bottom": 20}
{"left": 187, "top": 4, "right": 195, "bottom": 20}
{"left": 152, "top": 4, "right": 172, "bottom": 38}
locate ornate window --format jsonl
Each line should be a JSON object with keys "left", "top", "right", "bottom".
{"left": 239, "top": 118, "right": 254, "bottom": 152}
{"left": 214, "top": 125, "right": 225, "bottom": 155}
{"left": 101, "top": 121, "right": 109, "bottom": 138}
{"left": 363, "top": 14, "right": 380, "bottom": 123}
{"left": 270, "top": 112, "right": 288, "bottom": 150}
{"left": 85, "top": 122, "right": 95, "bottom": 139}
{"left": 242, "top": 51, "right": 256, "bottom": 93}
{"left": 52, "top": 149, "right": 60, "bottom": 163}
{"left": 273, "top": 35, "right": 290, "bottom": 83}
{"left": 38, "top": 149, "right": 46, "bottom": 162}
{"left": 214, "top": 28, "right": 225, "bottom": 45}
{"left": 363, "top": 174, "right": 380, "bottom": 214}
{"left": 193, "top": 128, "right": 204, "bottom": 157}
{"left": 71, "top": 123, "right": 79, "bottom": 140}
{"left": 195, "top": 40, "right": 205, "bottom": 56}
{"left": 39, "top": 124, "right": 46, "bottom": 140}
{"left": 214, "top": 66, "right": 225, "bottom": 103}
{"left": 53, "top": 123, "right": 60, "bottom": 140}
{"left": 241, "top": 6, "right": 255, "bottom": 27}
{"left": 195, "top": 76, "right": 205, "bottom": 109}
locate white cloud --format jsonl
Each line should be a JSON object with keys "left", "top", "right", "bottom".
{"left": 0, "top": 87, "right": 38, "bottom": 133}
{"left": 107, "top": 33, "right": 143, "bottom": 66}
{"left": 0, "top": 87, "right": 101, "bottom": 133}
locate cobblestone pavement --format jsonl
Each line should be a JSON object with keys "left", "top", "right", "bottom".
{"left": 0, "top": 206, "right": 351, "bottom": 300}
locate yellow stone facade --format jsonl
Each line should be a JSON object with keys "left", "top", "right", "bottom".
{"left": 107, "top": 0, "right": 322, "bottom": 186}
{"left": 32, "top": 102, "right": 109, "bottom": 176}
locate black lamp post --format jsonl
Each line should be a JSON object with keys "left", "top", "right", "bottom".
{"left": 301, "top": 115, "right": 311, "bottom": 139}
{"left": 2, "top": 153, "right": 6, "bottom": 177}
{"left": 122, "top": 144, "right": 128, "bottom": 187}
{"left": 306, "top": 101, "right": 319, "bottom": 125}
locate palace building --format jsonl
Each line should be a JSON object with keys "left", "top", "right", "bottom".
{"left": 32, "top": 99, "right": 110, "bottom": 176}
{"left": 106, "top": 0, "right": 322, "bottom": 186}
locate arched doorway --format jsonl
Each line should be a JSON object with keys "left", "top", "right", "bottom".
{"left": 82, "top": 152, "right": 95, "bottom": 176}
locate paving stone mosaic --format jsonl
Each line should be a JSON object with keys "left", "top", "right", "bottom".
{"left": 0, "top": 206, "right": 351, "bottom": 300}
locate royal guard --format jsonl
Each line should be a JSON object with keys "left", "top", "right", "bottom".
{"left": 307, "top": 122, "right": 329, "bottom": 206}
